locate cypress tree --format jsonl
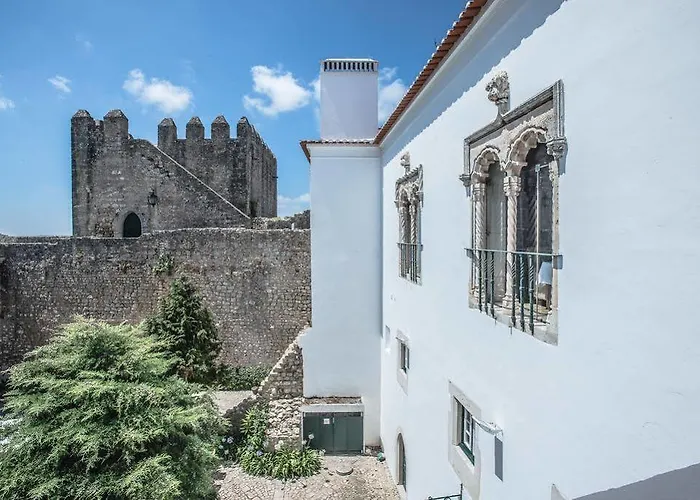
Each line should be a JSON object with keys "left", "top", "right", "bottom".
{"left": 146, "top": 277, "right": 222, "bottom": 385}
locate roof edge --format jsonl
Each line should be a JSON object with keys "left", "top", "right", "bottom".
{"left": 373, "top": 0, "right": 490, "bottom": 146}
{"left": 300, "top": 139, "right": 375, "bottom": 162}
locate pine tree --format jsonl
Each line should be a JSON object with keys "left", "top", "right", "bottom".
{"left": 146, "top": 277, "right": 222, "bottom": 385}
{"left": 0, "top": 318, "right": 224, "bottom": 500}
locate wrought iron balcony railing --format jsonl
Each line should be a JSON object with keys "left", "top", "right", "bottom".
{"left": 466, "top": 248, "right": 560, "bottom": 334}
{"left": 428, "top": 484, "right": 463, "bottom": 499}
{"left": 398, "top": 242, "right": 422, "bottom": 283}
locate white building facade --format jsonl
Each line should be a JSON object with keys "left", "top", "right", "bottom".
{"left": 302, "top": 0, "right": 700, "bottom": 499}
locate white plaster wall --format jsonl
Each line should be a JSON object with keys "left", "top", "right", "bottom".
{"left": 379, "top": 0, "right": 700, "bottom": 499}
{"left": 301, "top": 144, "right": 383, "bottom": 445}
{"left": 320, "top": 69, "right": 379, "bottom": 140}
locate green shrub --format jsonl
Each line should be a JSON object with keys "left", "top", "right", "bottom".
{"left": 236, "top": 403, "right": 321, "bottom": 480}
{"left": 146, "top": 277, "right": 224, "bottom": 385}
{"left": 0, "top": 318, "right": 225, "bottom": 500}
{"left": 217, "top": 365, "right": 271, "bottom": 391}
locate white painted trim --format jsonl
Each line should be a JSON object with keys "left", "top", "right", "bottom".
{"left": 301, "top": 404, "right": 364, "bottom": 414}
{"left": 307, "top": 144, "right": 381, "bottom": 160}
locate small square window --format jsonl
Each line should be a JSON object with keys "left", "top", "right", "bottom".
{"left": 458, "top": 400, "right": 475, "bottom": 464}
{"left": 400, "top": 342, "right": 410, "bottom": 372}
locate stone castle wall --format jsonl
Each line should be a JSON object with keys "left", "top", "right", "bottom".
{"left": 0, "top": 228, "right": 310, "bottom": 375}
{"left": 252, "top": 210, "right": 310, "bottom": 230}
{"left": 158, "top": 116, "right": 277, "bottom": 218}
{"left": 71, "top": 111, "right": 277, "bottom": 238}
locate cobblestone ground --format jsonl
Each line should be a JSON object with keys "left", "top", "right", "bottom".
{"left": 217, "top": 455, "right": 400, "bottom": 500}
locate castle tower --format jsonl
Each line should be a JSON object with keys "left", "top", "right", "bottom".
{"left": 71, "top": 109, "right": 97, "bottom": 236}
{"left": 300, "top": 58, "right": 383, "bottom": 446}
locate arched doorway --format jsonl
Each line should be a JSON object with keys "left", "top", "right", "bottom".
{"left": 123, "top": 212, "right": 142, "bottom": 238}
{"left": 397, "top": 434, "right": 407, "bottom": 489}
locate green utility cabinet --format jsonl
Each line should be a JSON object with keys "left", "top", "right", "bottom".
{"left": 302, "top": 412, "right": 363, "bottom": 454}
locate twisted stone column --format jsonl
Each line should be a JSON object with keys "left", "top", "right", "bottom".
{"left": 471, "top": 181, "right": 486, "bottom": 294}
{"left": 472, "top": 182, "right": 486, "bottom": 250}
{"left": 399, "top": 203, "right": 410, "bottom": 243}
{"left": 503, "top": 175, "right": 522, "bottom": 307}
{"left": 409, "top": 199, "right": 419, "bottom": 245}
{"left": 399, "top": 202, "right": 410, "bottom": 276}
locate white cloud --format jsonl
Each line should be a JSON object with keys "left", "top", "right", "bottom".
{"left": 243, "top": 65, "right": 312, "bottom": 117}
{"left": 377, "top": 67, "right": 407, "bottom": 124}
{"left": 76, "top": 34, "right": 93, "bottom": 52}
{"left": 48, "top": 75, "right": 71, "bottom": 94}
{"left": 0, "top": 97, "right": 15, "bottom": 111}
{"left": 311, "top": 78, "right": 320, "bottom": 101}
{"left": 0, "top": 76, "right": 14, "bottom": 110}
{"left": 277, "top": 193, "right": 310, "bottom": 216}
{"left": 123, "top": 69, "right": 193, "bottom": 113}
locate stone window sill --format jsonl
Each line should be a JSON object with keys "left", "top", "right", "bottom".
{"left": 467, "top": 295, "right": 558, "bottom": 346}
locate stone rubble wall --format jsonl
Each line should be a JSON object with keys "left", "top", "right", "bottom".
{"left": 252, "top": 210, "right": 310, "bottom": 230}
{"left": 0, "top": 228, "right": 310, "bottom": 374}
{"left": 256, "top": 335, "right": 304, "bottom": 399}
{"left": 254, "top": 333, "right": 306, "bottom": 450}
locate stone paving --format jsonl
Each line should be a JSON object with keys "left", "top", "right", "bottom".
{"left": 217, "top": 455, "right": 400, "bottom": 500}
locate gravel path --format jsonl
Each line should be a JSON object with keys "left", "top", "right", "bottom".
{"left": 217, "top": 455, "right": 400, "bottom": 500}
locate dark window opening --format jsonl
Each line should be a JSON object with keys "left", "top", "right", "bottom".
{"left": 397, "top": 434, "right": 407, "bottom": 488}
{"left": 123, "top": 212, "right": 142, "bottom": 238}
{"left": 457, "top": 400, "right": 475, "bottom": 464}
{"left": 400, "top": 342, "right": 410, "bottom": 372}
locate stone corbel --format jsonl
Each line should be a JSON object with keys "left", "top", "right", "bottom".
{"left": 546, "top": 137, "right": 568, "bottom": 179}
{"left": 546, "top": 137, "right": 567, "bottom": 160}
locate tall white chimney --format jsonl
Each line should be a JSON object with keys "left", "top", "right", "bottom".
{"left": 320, "top": 58, "right": 379, "bottom": 140}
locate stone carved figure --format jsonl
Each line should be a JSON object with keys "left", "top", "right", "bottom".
{"left": 486, "top": 71, "right": 510, "bottom": 115}
{"left": 400, "top": 151, "right": 411, "bottom": 173}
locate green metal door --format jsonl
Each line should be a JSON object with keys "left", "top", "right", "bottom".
{"left": 302, "top": 412, "right": 363, "bottom": 454}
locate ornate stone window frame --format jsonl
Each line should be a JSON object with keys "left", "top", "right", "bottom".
{"left": 459, "top": 72, "right": 567, "bottom": 345}
{"left": 395, "top": 152, "right": 423, "bottom": 284}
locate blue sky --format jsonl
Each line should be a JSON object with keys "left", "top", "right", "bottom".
{"left": 0, "top": 0, "right": 466, "bottom": 235}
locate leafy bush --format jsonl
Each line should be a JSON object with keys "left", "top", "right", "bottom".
{"left": 0, "top": 318, "right": 225, "bottom": 500}
{"left": 236, "top": 403, "right": 321, "bottom": 480}
{"left": 146, "top": 277, "right": 224, "bottom": 385}
{"left": 218, "top": 365, "right": 271, "bottom": 391}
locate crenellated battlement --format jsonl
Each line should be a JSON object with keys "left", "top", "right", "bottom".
{"left": 71, "top": 109, "right": 278, "bottom": 235}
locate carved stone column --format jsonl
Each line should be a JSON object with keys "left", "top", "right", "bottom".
{"left": 409, "top": 199, "right": 419, "bottom": 245}
{"left": 502, "top": 175, "right": 522, "bottom": 307}
{"left": 472, "top": 181, "right": 486, "bottom": 250}
{"left": 399, "top": 203, "right": 410, "bottom": 243}
{"left": 471, "top": 181, "right": 486, "bottom": 294}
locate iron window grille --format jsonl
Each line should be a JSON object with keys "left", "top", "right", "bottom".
{"left": 466, "top": 248, "right": 561, "bottom": 334}
{"left": 398, "top": 242, "right": 422, "bottom": 283}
